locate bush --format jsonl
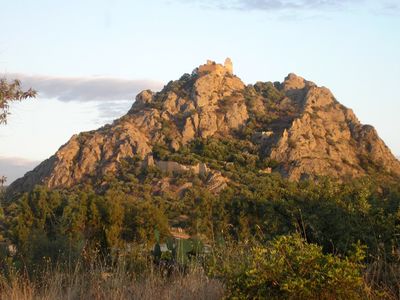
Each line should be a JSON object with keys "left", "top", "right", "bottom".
{"left": 217, "top": 234, "right": 366, "bottom": 299}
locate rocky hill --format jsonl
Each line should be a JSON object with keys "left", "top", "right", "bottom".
{"left": 8, "top": 59, "right": 400, "bottom": 195}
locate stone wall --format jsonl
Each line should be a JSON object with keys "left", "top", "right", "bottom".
{"left": 197, "top": 58, "right": 233, "bottom": 76}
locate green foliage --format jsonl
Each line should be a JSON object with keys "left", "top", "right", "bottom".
{"left": 254, "top": 81, "right": 285, "bottom": 102}
{"left": 2, "top": 185, "right": 169, "bottom": 267}
{"left": 0, "top": 78, "right": 36, "bottom": 124}
{"left": 213, "top": 234, "right": 366, "bottom": 299}
{"left": 2, "top": 130, "right": 400, "bottom": 296}
{"left": 2, "top": 68, "right": 400, "bottom": 298}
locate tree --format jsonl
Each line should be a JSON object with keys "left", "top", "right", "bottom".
{"left": 0, "top": 78, "right": 37, "bottom": 124}
{"left": 0, "top": 78, "right": 36, "bottom": 191}
{"left": 0, "top": 176, "right": 6, "bottom": 188}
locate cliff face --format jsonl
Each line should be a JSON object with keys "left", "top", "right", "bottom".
{"left": 8, "top": 59, "right": 400, "bottom": 194}
{"left": 268, "top": 73, "right": 400, "bottom": 180}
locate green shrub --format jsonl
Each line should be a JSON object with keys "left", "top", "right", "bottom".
{"left": 219, "top": 234, "right": 366, "bottom": 299}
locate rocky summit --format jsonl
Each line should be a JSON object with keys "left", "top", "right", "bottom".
{"left": 8, "top": 59, "right": 400, "bottom": 194}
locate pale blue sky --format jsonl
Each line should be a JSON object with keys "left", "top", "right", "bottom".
{"left": 1, "top": 0, "right": 399, "bottom": 183}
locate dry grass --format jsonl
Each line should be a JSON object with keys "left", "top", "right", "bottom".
{"left": 364, "top": 259, "right": 400, "bottom": 300}
{"left": 2, "top": 243, "right": 400, "bottom": 299}
{"left": 0, "top": 262, "right": 224, "bottom": 300}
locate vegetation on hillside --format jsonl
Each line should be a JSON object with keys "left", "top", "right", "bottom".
{"left": 1, "top": 139, "right": 400, "bottom": 298}
{"left": 1, "top": 73, "right": 400, "bottom": 298}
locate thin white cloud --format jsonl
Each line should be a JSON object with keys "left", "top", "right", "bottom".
{"left": 378, "top": 1, "right": 400, "bottom": 15}
{"left": 95, "top": 99, "right": 134, "bottom": 123}
{"left": 0, "top": 156, "right": 40, "bottom": 185}
{"left": 180, "top": 0, "right": 397, "bottom": 12}
{"left": 1, "top": 72, "right": 164, "bottom": 132}
{"left": 2, "top": 73, "right": 163, "bottom": 102}
{"left": 180, "top": 0, "right": 356, "bottom": 10}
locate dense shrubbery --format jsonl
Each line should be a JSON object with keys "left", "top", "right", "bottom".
{"left": 1, "top": 137, "right": 400, "bottom": 298}
{"left": 209, "top": 234, "right": 367, "bottom": 299}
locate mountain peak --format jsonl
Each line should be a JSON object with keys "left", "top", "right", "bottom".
{"left": 283, "top": 73, "right": 316, "bottom": 92}
{"left": 7, "top": 60, "right": 400, "bottom": 195}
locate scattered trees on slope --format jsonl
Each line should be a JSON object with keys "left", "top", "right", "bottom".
{"left": 1, "top": 136, "right": 400, "bottom": 297}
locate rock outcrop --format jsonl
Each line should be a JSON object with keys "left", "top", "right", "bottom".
{"left": 8, "top": 59, "right": 400, "bottom": 194}
{"left": 268, "top": 74, "right": 400, "bottom": 180}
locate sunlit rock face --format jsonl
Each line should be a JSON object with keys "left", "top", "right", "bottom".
{"left": 8, "top": 59, "right": 400, "bottom": 194}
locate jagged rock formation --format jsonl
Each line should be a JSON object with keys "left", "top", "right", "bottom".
{"left": 267, "top": 74, "right": 400, "bottom": 180}
{"left": 8, "top": 59, "right": 400, "bottom": 194}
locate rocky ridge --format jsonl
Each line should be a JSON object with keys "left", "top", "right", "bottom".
{"left": 8, "top": 59, "right": 400, "bottom": 194}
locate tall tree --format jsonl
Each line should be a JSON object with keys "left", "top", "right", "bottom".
{"left": 0, "top": 78, "right": 37, "bottom": 124}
